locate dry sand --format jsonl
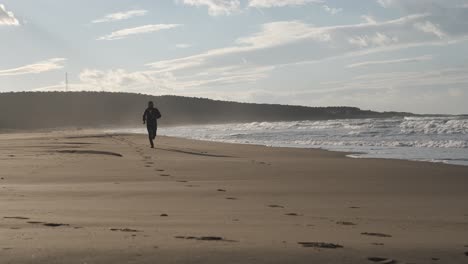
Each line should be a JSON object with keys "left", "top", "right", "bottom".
{"left": 1, "top": 131, "right": 467, "bottom": 264}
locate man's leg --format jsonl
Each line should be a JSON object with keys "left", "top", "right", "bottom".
{"left": 147, "top": 126, "right": 154, "bottom": 148}
{"left": 152, "top": 126, "right": 157, "bottom": 140}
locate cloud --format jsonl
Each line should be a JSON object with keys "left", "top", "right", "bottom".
{"left": 178, "top": 0, "right": 340, "bottom": 16}
{"left": 322, "top": 5, "right": 342, "bottom": 15}
{"left": 34, "top": 63, "right": 274, "bottom": 94}
{"left": 414, "top": 21, "right": 446, "bottom": 39}
{"left": 0, "top": 4, "right": 19, "bottom": 26}
{"left": 377, "top": 0, "right": 466, "bottom": 10}
{"left": 176, "top": 0, "right": 241, "bottom": 16}
{"left": 346, "top": 55, "right": 433, "bottom": 68}
{"left": 146, "top": 20, "right": 331, "bottom": 73}
{"left": 248, "top": 0, "right": 324, "bottom": 8}
{"left": 146, "top": 13, "right": 450, "bottom": 74}
{"left": 98, "top": 24, "right": 181, "bottom": 40}
{"left": 0, "top": 58, "right": 66, "bottom": 77}
{"left": 348, "top": 32, "right": 399, "bottom": 48}
{"left": 92, "top": 9, "right": 148, "bottom": 23}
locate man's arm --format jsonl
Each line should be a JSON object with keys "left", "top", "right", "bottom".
{"left": 156, "top": 108, "right": 162, "bottom": 119}
{"left": 142, "top": 109, "right": 147, "bottom": 124}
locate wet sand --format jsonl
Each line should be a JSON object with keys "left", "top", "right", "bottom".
{"left": 1, "top": 131, "right": 468, "bottom": 264}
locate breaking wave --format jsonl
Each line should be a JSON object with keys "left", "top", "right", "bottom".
{"left": 112, "top": 116, "right": 468, "bottom": 166}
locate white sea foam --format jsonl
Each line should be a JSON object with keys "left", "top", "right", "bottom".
{"left": 110, "top": 116, "right": 468, "bottom": 166}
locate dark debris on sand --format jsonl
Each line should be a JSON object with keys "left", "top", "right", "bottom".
{"left": 27, "top": 221, "right": 44, "bottom": 224}
{"left": 268, "top": 205, "right": 285, "bottom": 208}
{"left": 43, "top": 223, "right": 70, "bottom": 227}
{"left": 175, "top": 236, "right": 237, "bottom": 242}
{"left": 55, "top": 150, "right": 123, "bottom": 157}
{"left": 110, "top": 228, "right": 141, "bottom": 232}
{"left": 336, "top": 221, "right": 356, "bottom": 226}
{"left": 361, "top": 232, "right": 392, "bottom": 238}
{"left": 285, "top": 213, "right": 300, "bottom": 216}
{"left": 367, "top": 257, "right": 396, "bottom": 263}
{"left": 298, "top": 242, "right": 343, "bottom": 249}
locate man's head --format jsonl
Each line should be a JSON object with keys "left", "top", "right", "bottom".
{"left": 148, "top": 101, "right": 154, "bottom": 108}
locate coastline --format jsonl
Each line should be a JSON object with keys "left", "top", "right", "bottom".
{"left": 1, "top": 131, "right": 468, "bottom": 263}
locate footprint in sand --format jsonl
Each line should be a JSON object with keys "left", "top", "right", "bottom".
{"left": 336, "top": 221, "right": 357, "bottom": 226}
{"left": 4, "top": 216, "right": 30, "bottom": 220}
{"left": 43, "top": 223, "right": 70, "bottom": 227}
{"left": 298, "top": 242, "right": 343, "bottom": 249}
{"left": 361, "top": 232, "right": 392, "bottom": 238}
{"left": 109, "top": 228, "right": 141, "bottom": 232}
{"left": 226, "top": 197, "right": 238, "bottom": 200}
{"left": 156, "top": 169, "right": 165, "bottom": 172}
{"left": 27, "top": 221, "right": 44, "bottom": 224}
{"left": 176, "top": 180, "right": 188, "bottom": 183}
{"left": 160, "top": 214, "right": 169, "bottom": 217}
{"left": 367, "top": 257, "right": 397, "bottom": 264}
{"left": 285, "top": 213, "right": 301, "bottom": 216}
{"left": 371, "top": 243, "right": 385, "bottom": 246}
{"left": 217, "top": 189, "right": 227, "bottom": 192}
{"left": 160, "top": 174, "right": 171, "bottom": 177}
{"left": 268, "top": 205, "right": 285, "bottom": 208}
{"left": 174, "top": 236, "right": 236, "bottom": 242}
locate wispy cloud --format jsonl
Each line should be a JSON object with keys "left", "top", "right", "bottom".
{"left": 33, "top": 63, "right": 274, "bottom": 93}
{"left": 414, "top": 21, "right": 446, "bottom": 39}
{"left": 146, "top": 14, "right": 443, "bottom": 73}
{"left": 176, "top": 0, "right": 241, "bottom": 16}
{"left": 0, "top": 4, "right": 19, "bottom": 26}
{"left": 92, "top": 9, "right": 148, "bottom": 23}
{"left": 147, "top": 20, "right": 331, "bottom": 72}
{"left": 0, "top": 58, "right": 66, "bottom": 76}
{"left": 98, "top": 24, "right": 181, "bottom": 40}
{"left": 346, "top": 55, "right": 433, "bottom": 68}
{"left": 322, "top": 5, "right": 342, "bottom": 15}
{"left": 248, "top": 0, "right": 324, "bottom": 8}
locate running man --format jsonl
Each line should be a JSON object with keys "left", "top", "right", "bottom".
{"left": 143, "top": 101, "right": 162, "bottom": 148}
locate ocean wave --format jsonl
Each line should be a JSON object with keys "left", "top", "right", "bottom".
{"left": 110, "top": 116, "right": 468, "bottom": 166}
{"left": 400, "top": 117, "right": 468, "bottom": 135}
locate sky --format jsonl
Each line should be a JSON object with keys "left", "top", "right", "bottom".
{"left": 1, "top": 0, "right": 468, "bottom": 114}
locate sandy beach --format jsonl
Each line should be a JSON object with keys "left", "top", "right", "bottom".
{"left": 1, "top": 131, "right": 468, "bottom": 264}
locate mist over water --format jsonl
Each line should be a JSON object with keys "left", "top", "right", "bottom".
{"left": 115, "top": 116, "right": 468, "bottom": 166}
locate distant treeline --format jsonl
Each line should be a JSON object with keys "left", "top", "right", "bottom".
{"left": 0, "top": 92, "right": 413, "bottom": 130}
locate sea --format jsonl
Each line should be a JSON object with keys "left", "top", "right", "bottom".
{"left": 113, "top": 116, "right": 468, "bottom": 166}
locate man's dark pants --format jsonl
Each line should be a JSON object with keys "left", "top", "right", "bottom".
{"left": 147, "top": 123, "right": 157, "bottom": 148}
